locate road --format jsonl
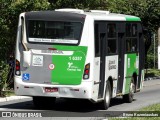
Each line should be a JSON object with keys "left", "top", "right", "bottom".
{"left": 0, "top": 79, "right": 160, "bottom": 119}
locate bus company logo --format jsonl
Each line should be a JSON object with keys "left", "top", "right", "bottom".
{"left": 34, "top": 57, "right": 42, "bottom": 63}
{"left": 68, "top": 62, "right": 73, "bottom": 68}
{"left": 32, "top": 55, "right": 43, "bottom": 66}
{"left": 2, "top": 112, "right": 11, "bottom": 117}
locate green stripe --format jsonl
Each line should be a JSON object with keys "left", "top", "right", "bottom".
{"left": 125, "top": 16, "right": 141, "bottom": 21}
{"left": 53, "top": 45, "right": 87, "bottom": 54}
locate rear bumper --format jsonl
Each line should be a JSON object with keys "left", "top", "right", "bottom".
{"left": 14, "top": 77, "right": 93, "bottom": 99}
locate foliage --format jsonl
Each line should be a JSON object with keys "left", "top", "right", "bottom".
{"left": 145, "top": 69, "right": 160, "bottom": 78}
{"left": 140, "top": 103, "right": 160, "bottom": 111}
{"left": 145, "top": 54, "right": 157, "bottom": 69}
{"left": 0, "top": 0, "right": 50, "bottom": 61}
{"left": 107, "top": 0, "right": 160, "bottom": 32}
{"left": 0, "top": 61, "right": 9, "bottom": 97}
{"left": 48, "top": 0, "right": 106, "bottom": 10}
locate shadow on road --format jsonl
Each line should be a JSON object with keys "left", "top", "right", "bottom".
{"left": 0, "top": 97, "right": 137, "bottom": 113}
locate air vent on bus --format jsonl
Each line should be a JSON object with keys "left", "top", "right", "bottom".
{"left": 90, "top": 10, "right": 110, "bottom": 14}
{"left": 55, "top": 8, "right": 84, "bottom": 14}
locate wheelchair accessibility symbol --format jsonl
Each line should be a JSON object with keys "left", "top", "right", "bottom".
{"left": 22, "top": 73, "right": 30, "bottom": 81}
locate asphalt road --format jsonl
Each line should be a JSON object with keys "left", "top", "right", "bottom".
{"left": 0, "top": 79, "right": 160, "bottom": 119}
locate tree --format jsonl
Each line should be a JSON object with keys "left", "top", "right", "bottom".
{"left": 48, "top": 0, "right": 106, "bottom": 10}
{"left": 107, "top": 0, "right": 160, "bottom": 31}
{"left": 0, "top": 0, "right": 50, "bottom": 61}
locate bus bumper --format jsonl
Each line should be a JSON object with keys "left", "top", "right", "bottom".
{"left": 14, "top": 77, "right": 93, "bottom": 99}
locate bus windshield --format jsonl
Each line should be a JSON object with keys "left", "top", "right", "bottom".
{"left": 27, "top": 20, "right": 83, "bottom": 44}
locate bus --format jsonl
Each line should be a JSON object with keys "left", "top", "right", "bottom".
{"left": 14, "top": 9, "right": 150, "bottom": 109}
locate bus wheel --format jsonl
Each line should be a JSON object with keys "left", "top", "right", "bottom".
{"left": 123, "top": 79, "right": 135, "bottom": 103}
{"left": 33, "top": 96, "right": 56, "bottom": 108}
{"left": 100, "top": 81, "right": 111, "bottom": 110}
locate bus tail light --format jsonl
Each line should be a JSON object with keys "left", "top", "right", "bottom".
{"left": 83, "top": 63, "right": 90, "bottom": 79}
{"left": 15, "top": 59, "right": 21, "bottom": 76}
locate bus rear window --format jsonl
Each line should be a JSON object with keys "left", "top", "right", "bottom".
{"left": 27, "top": 20, "right": 83, "bottom": 44}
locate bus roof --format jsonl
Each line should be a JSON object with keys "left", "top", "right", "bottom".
{"left": 55, "top": 8, "right": 141, "bottom": 21}
{"left": 24, "top": 9, "right": 141, "bottom": 22}
{"left": 85, "top": 12, "right": 141, "bottom": 21}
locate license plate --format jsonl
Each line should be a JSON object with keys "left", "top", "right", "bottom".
{"left": 44, "top": 87, "right": 58, "bottom": 92}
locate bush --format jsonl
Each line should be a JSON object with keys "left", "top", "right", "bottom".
{"left": 145, "top": 54, "right": 158, "bottom": 69}
{"left": 0, "top": 61, "right": 10, "bottom": 97}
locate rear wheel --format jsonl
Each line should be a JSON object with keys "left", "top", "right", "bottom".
{"left": 33, "top": 96, "right": 56, "bottom": 108}
{"left": 100, "top": 81, "right": 111, "bottom": 110}
{"left": 123, "top": 78, "right": 135, "bottom": 103}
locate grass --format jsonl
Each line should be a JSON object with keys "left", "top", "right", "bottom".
{"left": 140, "top": 104, "right": 160, "bottom": 111}
{"left": 0, "top": 90, "right": 15, "bottom": 97}
{"left": 109, "top": 103, "right": 160, "bottom": 120}
{"left": 145, "top": 69, "right": 160, "bottom": 78}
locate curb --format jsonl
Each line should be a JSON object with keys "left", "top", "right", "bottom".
{"left": 0, "top": 96, "right": 31, "bottom": 103}
{"left": 144, "top": 77, "right": 160, "bottom": 81}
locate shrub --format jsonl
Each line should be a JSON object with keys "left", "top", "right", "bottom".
{"left": 0, "top": 61, "right": 10, "bottom": 97}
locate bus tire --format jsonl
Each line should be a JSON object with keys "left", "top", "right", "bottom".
{"left": 100, "top": 81, "right": 111, "bottom": 110}
{"left": 123, "top": 79, "right": 135, "bottom": 103}
{"left": 33, "top": 96, "right": 56, "bottom": 108}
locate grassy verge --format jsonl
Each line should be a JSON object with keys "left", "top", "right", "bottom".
{"left": 109, "top": 103, "right": 160, "bottom": 120}
{"left": 145, "top": 69, "right": 160, "bottom": 78}
{"left": 140, "top": 104, "right": 160, "bottom": 111}
{"left": 0, "top": 90, "right": 15, "bottom": 97}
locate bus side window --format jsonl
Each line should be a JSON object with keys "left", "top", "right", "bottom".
{"left": 126, "top": 23, "right": 138, "bottom": 53}
{"left": 107, "top": 23, "right": 117, "bottom": 54}
{"left": 94, "top": 23, "right": 100, "bottom": 57}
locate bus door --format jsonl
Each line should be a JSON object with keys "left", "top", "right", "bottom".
{"left": 96, "top": 22, "right": 107, "bottom": 98}
{"left": 137, "top": 23, "right": 143, "bottom": 90}
{"left": 117, "top": 23, "right": 125, "bottom": 94}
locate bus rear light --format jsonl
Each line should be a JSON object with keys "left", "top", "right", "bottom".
{"left": 83, "top": 63, "right": 90, "bottom": 80}
{"left": 85, "top": 69, "right": 89, "bottom": 74}
{"left": 16, "top": 66, "right": 20, "bottom": 70}
{"left": 15, "top": 59, "right": 21, "bottom": 76}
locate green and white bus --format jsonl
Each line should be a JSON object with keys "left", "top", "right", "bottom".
{"left": 15, "top": 9, "right": 149, "bottom": 109}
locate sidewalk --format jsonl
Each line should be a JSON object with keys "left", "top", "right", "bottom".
{"left": 0, "top": 79, "right": 159, "bottom": 103}
{"left": 0, "top": 96, "right": 31, "bottom": 102}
